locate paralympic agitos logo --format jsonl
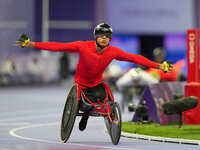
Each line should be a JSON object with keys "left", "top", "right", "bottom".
{"left": 188, "top": 33, "right": 195, "bottom": 64}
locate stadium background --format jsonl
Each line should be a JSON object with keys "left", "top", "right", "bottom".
{"left": 0, "top": 0, "right": 199, "bottom": 84}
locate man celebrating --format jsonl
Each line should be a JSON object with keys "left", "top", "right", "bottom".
{"left": 15, "top": 23, "right": 172, "bottom": 130}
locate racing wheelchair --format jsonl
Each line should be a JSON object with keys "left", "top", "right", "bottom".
{"left": 60, "top": 82, "right": 122, "bottom": 145}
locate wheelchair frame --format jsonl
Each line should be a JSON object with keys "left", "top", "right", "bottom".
{"left": 60, "top": 82, "right": 122, "bottom": 145}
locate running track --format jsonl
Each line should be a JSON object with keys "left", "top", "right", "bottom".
{"left": 0, "top": 82, "right": 199, "bottom": 150}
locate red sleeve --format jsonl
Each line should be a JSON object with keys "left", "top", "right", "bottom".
{"left": 34, "top": 41, "right": 83, "bottom": 53}
{"left": 114, "top": 47, "right": 159, "bottom": 69}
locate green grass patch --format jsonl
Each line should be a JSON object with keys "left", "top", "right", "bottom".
{"left": 122, "top": 121, "right": 200, "bottom": 140}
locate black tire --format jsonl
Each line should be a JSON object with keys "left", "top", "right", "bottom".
{"left": 60, "top": 85, "right": 79, "bottom": 143}
{"left": 105, "top": 102, "right": 122, "bottom": 145}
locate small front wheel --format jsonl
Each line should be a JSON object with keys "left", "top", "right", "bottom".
{"left": 104, "top": 102, "right": 122, "bottom": 145}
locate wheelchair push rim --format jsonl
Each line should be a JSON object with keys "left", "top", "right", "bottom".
{"left": 60, "top": 85, "right": 79, "bottom": 143}
{"left": 104, "top": 102, "right": 122, "bottom": 145}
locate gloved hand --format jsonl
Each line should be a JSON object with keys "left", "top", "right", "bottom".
{"left": 159, "top": 60, "right": 173, "bottom": 72}
{"left": 15, "top": 34, "right": 30, "bottom": 48}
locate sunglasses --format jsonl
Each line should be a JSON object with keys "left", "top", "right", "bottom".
{"left": 96, "top": 33, "right": 112, "bottom": 39}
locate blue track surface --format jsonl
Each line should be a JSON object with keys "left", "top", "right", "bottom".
{"left": 0, "top": 83, "right": 199, "bottom": 150}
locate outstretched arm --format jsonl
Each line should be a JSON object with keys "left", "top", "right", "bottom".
{"left": 33, "top": 41, "right": 81, "bottom": 53}
{"left": 15, "top": 34, "right": 81, "bottom": 53}
{"left": 114, "top": 48, "right": 172, "bottom": 72}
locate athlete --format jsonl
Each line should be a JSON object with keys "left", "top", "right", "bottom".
{"left": 15, "top": 23, "right": 172, "bottom": 131}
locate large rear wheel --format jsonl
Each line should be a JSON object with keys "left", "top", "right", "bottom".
{"left": 60, "top": 85, "right": 79, "bottom": 143}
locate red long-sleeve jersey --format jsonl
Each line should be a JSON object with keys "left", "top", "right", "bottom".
{"left": 34, "top": 41, "right": 159, "bottom": 87}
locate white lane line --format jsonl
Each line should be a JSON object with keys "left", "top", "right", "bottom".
{"left": 9, "top": 122, "right": 138, "bottom": 150}
{"left": 9, "top": 122, "right": 60, "bottom": 144}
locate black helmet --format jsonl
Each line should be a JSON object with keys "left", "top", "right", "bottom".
{"left": 94, "top": 23, "right": 113, "bottom": 39}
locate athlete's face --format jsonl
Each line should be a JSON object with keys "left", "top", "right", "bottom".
{"left": 96, "top": 34, "right": 110, "bottom": 48}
